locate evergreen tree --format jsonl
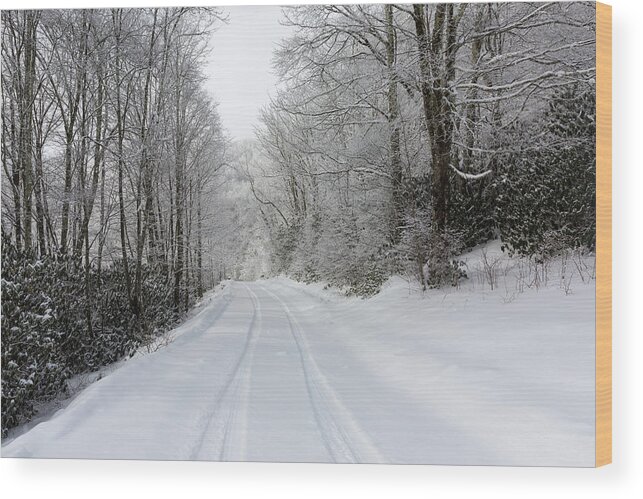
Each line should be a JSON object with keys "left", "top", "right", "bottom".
{"left": 494, "top": 85, "right": 596, "bottom": 258}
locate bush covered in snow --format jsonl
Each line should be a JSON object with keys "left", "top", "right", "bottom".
{"left": 1, "top": 243, "right": 69, "bottom": 434}
{"left": 1, "top": 234, "right": 179, "bottom": 437}
{"left": 494, "top": 85, "right": 596, "bottom": 257}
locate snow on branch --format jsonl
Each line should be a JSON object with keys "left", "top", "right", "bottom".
{"left": 450, "top": 163, "right": 492, "bottom": 181}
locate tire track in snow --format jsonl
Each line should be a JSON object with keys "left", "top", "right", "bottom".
{"left": 218, "top": 284, "right": 262, "bottom": 461}
{"left": 257, "top": 283, "right": 386, "bottom": 464}
{"left": 189, "top": 283, "right": 261, "bottom": 461}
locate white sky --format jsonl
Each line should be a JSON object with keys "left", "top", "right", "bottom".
{"left": 205, "top": 5, "right": 294, "bottom": 142}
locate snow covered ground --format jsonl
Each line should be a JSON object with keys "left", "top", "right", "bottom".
{"left": 2, "top": 243, "right": 596, "bottom": 466}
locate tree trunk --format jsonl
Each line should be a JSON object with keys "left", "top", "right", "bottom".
{"left": 59, "top": 131, "right": 74, "bottom": 254}
{"left": 97, "top": 159, "right": 106, "bottom": 277}
{"left": 20, "top": 11, "right": 38, "bottom": 252}
{"left": 75, "top": 27, "right": 89, "bottom": 260}
{"left": 10, "top": 96, "right": 22, "bottom": 251}
{"left": 385, "top": 4, "right": 403, "bottom": 245}
{"left": 173, "top": 89, "right": 184, "bottom": 313}
{"left": 33, "top": 135, "right": 47, "bottom": 256}
{"left": 196, "top": 188, "right": 203, "bottom": 297}
{"left": 134, "top": 10, "right": 158, "bottom": 320}
{"left": 112, "top": 8, "right": 133, "bottom": 309}
{"left": 32, "top": 84, "right": 51, "bottom": 256}
{"left": 412, "top": 3, "right": 457, "bottom": 234}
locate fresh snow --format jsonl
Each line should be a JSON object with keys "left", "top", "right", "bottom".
{"left": 2, "top": 243, "right": 595, "bottom": 466}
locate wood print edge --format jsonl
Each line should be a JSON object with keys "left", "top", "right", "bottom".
{"left": 595, "top": 0, "right": 612, "bottom": 468}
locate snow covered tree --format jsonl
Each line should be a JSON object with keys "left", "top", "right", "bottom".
{"left": 1, "top": 6, "right": 228, "bottom": 436}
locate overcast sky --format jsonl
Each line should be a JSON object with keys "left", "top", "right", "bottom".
{"left": 205, "top": 5, "right": 294, "bottom": 142}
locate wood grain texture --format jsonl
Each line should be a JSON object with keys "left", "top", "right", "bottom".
{"left": 595, "top": 1, "right": 612, "bottom": 468}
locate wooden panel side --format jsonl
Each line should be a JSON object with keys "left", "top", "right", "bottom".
{"left": 595, "top": 1, "right": 612, "bottom": 468}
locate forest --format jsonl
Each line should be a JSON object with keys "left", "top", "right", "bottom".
{"left": 1, "top": 3, "right": 596, "bottom": 438}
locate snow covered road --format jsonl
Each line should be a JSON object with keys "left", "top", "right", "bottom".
{"left": 2, "top": 281, "right": 384, "bottom": 463}
{"left": 2, "top": 273, "right": 595, "bottom": 466}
